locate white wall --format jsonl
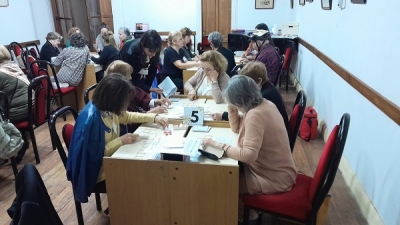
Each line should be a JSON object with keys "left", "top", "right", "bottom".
{"left": 293, "top": 1, "right": 400, "bottom": 224}
{"left": 111, "top": 0, "right": 202, "bottom": 48}
{"left": 0, "top": 0, "right": 54, "bottom": 47}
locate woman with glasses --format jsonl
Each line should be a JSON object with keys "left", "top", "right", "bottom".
{"left": 39, "top": 32, "right": 62, "bottom": 67}
{"left": 184, "top": 50, "right": 230, "bottom": 103}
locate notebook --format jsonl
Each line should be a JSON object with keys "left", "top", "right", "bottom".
{"left": 158, "top": 76, "right": 177, "bottom": 98}
{"left": 200, "top": 137, "right": 232, "bottom": 159}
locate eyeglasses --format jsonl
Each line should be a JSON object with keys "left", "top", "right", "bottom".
{"left": 202, "top": 68, "right": 214, "bottom": 73}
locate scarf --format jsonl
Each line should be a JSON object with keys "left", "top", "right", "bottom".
{"left": 0, "top": 60, "right": 30, "bottom": 86}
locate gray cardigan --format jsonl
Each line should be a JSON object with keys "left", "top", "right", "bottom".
{"left": 184, "top": 68, "right": 230, "bottom": 104}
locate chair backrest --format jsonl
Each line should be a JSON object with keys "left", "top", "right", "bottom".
{"left": 230, "top": 64, "right": 244, "bottom": 76}
{"left": 307, "top": 113, "right": 350, "bottom": 221}
{"left": 201, "top": 36, "right": 210, "bottom": 46}
{"left": 28, "top": 76, "right": 51, "bottom": 127}
{"left": 49, "top": 106, "right": 78, "bottom": 168}
{"left": 282, "top": 41, "right": 295, "bottom": 70}
{"left": 273, "top": 55, "right": 285, "bottom": 86}
{"left": 8, "top": 42, "right": 24, "bottom": 57}
{"left": 25, "top": 43, "right": 40, "bottom": 59}
{"left": 288, "top": 90, "right": 307, "bottom": 151}
{"left": 84, "top": 83, "right": 98, "bottom": 104}
{"left": 0, "top": 91, "right": 9, "bottom": 120}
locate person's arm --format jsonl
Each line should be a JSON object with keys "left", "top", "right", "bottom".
{"left": 96, "top": 35, "right": 104, "bottom": 51}
{"left": 135, "top": 86, "right": 152, "bottom": 110}
{"left": 91, "top": 46, "right": 109, "bottom": 65}
{"left": 184, "top": 69, "right": 202, "bottom": 94}
{"left": 104, "top": 138, "right": 123, "bottom": 156}
{"left": 118, "top": 111, "right": 157, "bottom": 125}
{"left": 40, "top": 44, "right": 57, "bottom": 63}
{"left": 173, "top": 60, "right": 200, "bottom": 70}
{"left": 228, "top": 105, "right": 243, "bottom": 133}
{"left": 114, "top": 34, "right": 121, "bottom": 48}
{"left": 52, "top": 48, "right": 66, "bottom": 67}
{"left": 211, "top": 73, "right": 230, "bottom": 104}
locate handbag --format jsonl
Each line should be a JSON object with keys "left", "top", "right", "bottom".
{"left": 0, "top": 116, "right": 24, "bottom": 159}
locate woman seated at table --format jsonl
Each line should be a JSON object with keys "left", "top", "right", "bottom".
{"left": 211, "top": 62, "right": 289, "bottom": 137}
{"left": 65, "top": 27, "right": 80, "bottom": 48}
{"left": 184, "top": 50, "right": 230, "bottom": 103}
{"left": 201, "top": 75, "right": 297, "bottom": 223}
{"left": 52, "top": 33, "right": 90, "bottom": 87}
{"left": 91, "top": 31, "right": 119, "bottom": 82}
{"left": 118, "top": 27, "right": 133, "bottom": 49}
{"left": 208, "top": 31, "right": 236, "bottom": 77}
{"left": 179, "top": 27, "right": 198, "bottom": 61}
{"left": 67, "top": 74, "right": 169, "bottom": 203}
{"left": 39, "top": 32, "right": 62, "bottom": 68}
{"left": 105, "top": 60, "right": 171, "bottom": 114}
{"left": 95, "top": 22, "right": 120, "bottom": 52}
{"left": 163, "top": 31, "right": 201, "bottom": 89}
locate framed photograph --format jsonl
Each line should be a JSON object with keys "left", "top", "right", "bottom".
{"left": 321, "top": 0, "right": 332, "bottom": 9}
{"left": 0, "top": 0, "right": 9, "bottom": 7}
{"left": 351, "top": 0, "right": 366, "bottom": 3}
{"left": 255, "top": 0, "right": 274, "bottom": 9}
{"left": 300, "top": 0, "right": 305, "bottom": 5}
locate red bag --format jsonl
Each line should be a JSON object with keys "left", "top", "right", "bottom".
{"left": 299, "top": 106, "right": 318, "bottom": 141}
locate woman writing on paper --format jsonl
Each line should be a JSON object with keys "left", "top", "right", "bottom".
{"left": 201, "top": 75, "right": 297, "bottom": 223}
{"left": 162, "top": 31, "right": 201, "bottom": 89}
{"left": 184, "top": 50, "right": 230, "bottom": 103}
{"left": 67, "top": 74, "right": 169, "bottom": 203}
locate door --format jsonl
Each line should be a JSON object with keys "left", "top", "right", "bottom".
{"left": 86, "top": 0, "right": 101, "bottom": 51}
{"left": 202, "top": 0, "right": 231, "bottom": 47}
{"left": 50, "top": 0, "right": 74, "bottom": 47}
{"left": 99, "top": 0, "right": 114, "bottom": 32}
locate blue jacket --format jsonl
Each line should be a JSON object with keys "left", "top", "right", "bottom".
{"left": 66, "top": 102, "right": 111, "bottom": 203}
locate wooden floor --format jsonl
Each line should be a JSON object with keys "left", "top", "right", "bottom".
{"left": 0, "top": 84, "right": 367, "bottom": 225}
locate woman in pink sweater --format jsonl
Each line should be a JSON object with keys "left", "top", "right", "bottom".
{"left": 202, "top": 75, "right": 297, "bottom": 222}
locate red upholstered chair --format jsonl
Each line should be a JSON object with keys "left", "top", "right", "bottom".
{"left": 0, "top": 91, "right": 19, "bottom": 177}
{"left": 197, "top": 35, "right": 211, "bottom": 55}
{"left": 25, "top": 42, "right": 40, "bottom": 59}
{"left": 49, "top": 106, "right": 105, "bottom": 225}
{"left": 279, "top": 41, "right": 295, "bottom": 91}
{"left": 8, "top": 42, "right": 24, "bottom": 57}
{"left": 242, "top": 113, "right": 351, "bottom": 225}
{"left": 14, "top": 75, "right": 51, "bottom": 164}
{"left": 288, "top": 90, "right": 307, "bottom": 152}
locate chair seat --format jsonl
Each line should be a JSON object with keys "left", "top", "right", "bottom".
{"left": 52, "top": 86, "right": 76, "bottom": 95}
{"left": 14, "top": 121, "right": 29, "bottom": 129}
{"left": 242, "top": 174, "right": 313, "bottom": 220}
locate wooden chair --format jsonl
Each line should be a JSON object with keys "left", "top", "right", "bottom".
{"left": 242, "top": 113, "right": 351, "bottom": 225}
{"left": 49, "top": 106, "right": 105, "bottom": 225}
{"left": 288, "top": 90, "right": 307, "bottom": 152}
{"left": 0, "top": 91, "right": 19, "bottom": 176}
{"left": 13, "top": 75, "right": 51, "bottom": 164}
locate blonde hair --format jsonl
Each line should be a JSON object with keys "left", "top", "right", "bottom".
{"left": 0, "top": 45, "right": 11, "bottom": 64}
{"left": 167, "top": 31, "right": 182, "bottom": 46}
{"left": 105, "top": 60, "right": 133, "bottom": 79}
{"left": 68, "top": 27, "right": 80, "bottom": 37}
{"left": 238, "top": 62, "right": 269, "bottom": 85}
{"left": 102, "top": 31, "right": 119, "bottom": 50}
{"left": 199, "top": 50, "right": 228, "bottom": 74}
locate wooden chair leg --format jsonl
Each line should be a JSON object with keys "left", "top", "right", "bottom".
{"left": 95, "top": 192, "right": 102, "bottom": 211}
{"left": 75, "top": 200, "right": 84, "bottom": 225}
{"left": 243, "top": 205, "right": 251, "bottom": 225}
{"left": 29, "top": 128, "right": 40, "bottom": 164}
{"left": 10, "top": 157, "right": 18, "bottom": 177}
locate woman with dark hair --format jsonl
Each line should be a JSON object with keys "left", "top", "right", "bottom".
{"left": 52, "top": 33, "right": 90, "bottom": 86}
{"left": 119, "top": 29, "right": 163, "bottom": 94}
{"left": 201, "top": 75, "right": 297, "bottom": 223}
{"left": 66, "top": 74, "right": 168, "bottom": 203}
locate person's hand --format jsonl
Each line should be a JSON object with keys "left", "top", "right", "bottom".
{"left": 150, "top": 87, "right": 164, "bottom": 94}
{"left": 154, "top": 115, "right": 168, "bottom": 129}
{"left": 188, "top": 92, "right": 197, "bottom": 101}
{"left": 240, "top": 58, "right": 249, "bottom": 63}
{"left": 241, "top": 53, "right": 246, "bottom": 58}
{"left": 120, "top": 133, "right": 139, "bottom": 145}
{"left": 211, "top": 113, "right": 222, "bottom": 121}
{"left": 192, "top": 55, "right": 200, "bottom": 61}
{"left": 228, "top": 104, "right": 238, "bottom": 112}
{"left": 209, "top": 70, "right": 219, "bottom": 82}
{"left": 161, "top": 97, "right": 171, "bottom": 106}
{"left": 148, "top": 106, "right": 168, "bottom": 114}
{"left": 201, "top": 138, "right": 217, "bottom": 148}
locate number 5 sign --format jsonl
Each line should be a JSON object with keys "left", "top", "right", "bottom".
{"left": 183, "top": 107, "right": 204, "bottom": 126}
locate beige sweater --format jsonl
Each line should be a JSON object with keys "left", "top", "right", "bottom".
{"left": 225, "top": 99, "right": 297, "bottom": 194}
{"left": 184, "top": 68, "right": 230, "bottom": 103}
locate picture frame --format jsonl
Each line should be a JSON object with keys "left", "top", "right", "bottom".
{"left": 321, "top": 0, "right": 332, "bottom": 10}
{"left": 351, "top": 0, "right": 366, "bottom": 4}
{"left": 0, "top": 0, "right": 9, "bottom": 7}
{"left": 255, "top": 0, "right": 274, "bottom": 9}
{"left": 300, "top": 0, "right": 306, "bottom": 5}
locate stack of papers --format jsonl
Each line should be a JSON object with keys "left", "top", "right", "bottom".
{"left": 191, "top": 126, "right": 211, "bottom": 133}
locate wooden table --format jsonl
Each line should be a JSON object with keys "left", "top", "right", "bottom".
{"left": 104, "top": 122, "right": 239, "bottom": 225}
{"left": 75, "top": 64, "right": 101, "bottom": 109}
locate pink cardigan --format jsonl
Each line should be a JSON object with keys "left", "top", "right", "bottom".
{"left": 184, "top": 68, "right": 230, "bottom": 103}
{"left": 226, "top": 99, "right": 297, "bottom": 194}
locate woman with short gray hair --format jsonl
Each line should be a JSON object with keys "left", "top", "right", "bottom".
{"left": 201, "top": 75, "right": 297, "bottom": 223}
{"left": 118, "top": 27, "right": 132, "bottom": 49}
{"left": 208, "top": 31, "right": 235, "bottom": 76}
{"left": 40, "top": 31, "right": 62, "bottom": 67}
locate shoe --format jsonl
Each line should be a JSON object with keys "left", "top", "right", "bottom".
{"left": 0, "top": 159, "right": 8, "bottom": 166}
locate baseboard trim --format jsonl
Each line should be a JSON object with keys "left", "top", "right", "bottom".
{"left": 290, "top": 74, "right": 385, "bottom": 225}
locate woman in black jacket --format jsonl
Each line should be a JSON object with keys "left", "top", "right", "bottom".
{"left": 91, "top": 31, "right": 119, "bottom": 82}
{"left": 39, "top": 32, "right": 61, "bottom": 68}
{"left": 119, "top": 30, "right": 163, "bottom": 94}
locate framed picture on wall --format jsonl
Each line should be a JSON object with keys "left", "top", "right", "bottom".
{"left": 0, "top": 0, "right": 9, "bottom": 7}
{"left": 300, "top": 0, "right": 306, "bottom": 5}
{"left": 321, "top": 0, "right": 332, "bottom": 9}
{"left": 351, "top": 0, "right": 366, "bottom": 3}
{"left": 255, "top": 0, "right": 274, "bottom": 9}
